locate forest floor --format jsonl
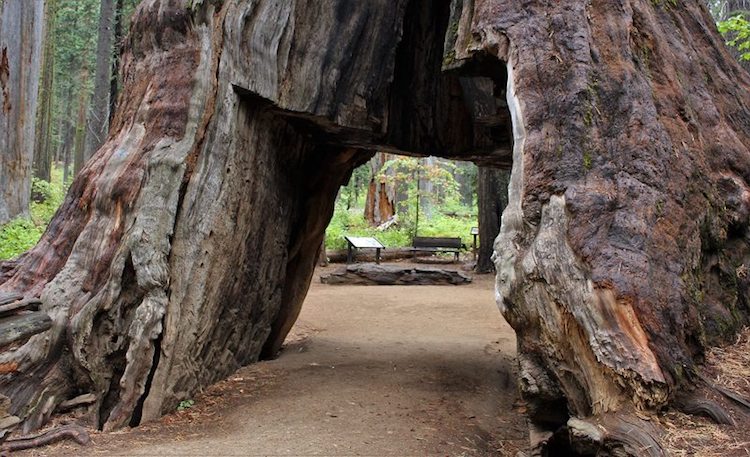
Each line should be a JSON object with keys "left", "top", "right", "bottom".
{"left": 22, "top": 262, "right": 528, "bottom": 457}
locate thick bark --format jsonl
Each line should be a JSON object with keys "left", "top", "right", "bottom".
{"left": 0, "top": 0, "right": 749, "bottom": 455}
{"left": 476, "top": 167, "right": 509, "bottom": 273}
{"left": 83, "top": 0, "right": 116, "bottom": 162}
{"left": 444, "top": 0, "right": 750, "bottom": 450}
{"left": 0, "top": 0, "right": 45, "bottom": 224}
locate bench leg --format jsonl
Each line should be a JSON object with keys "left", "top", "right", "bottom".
{"left": 347, "top": 245, "right": 353, "bottom": 264}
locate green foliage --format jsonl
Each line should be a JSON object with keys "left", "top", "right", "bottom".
{"left": 0, "top": 167, "right": 67, "bottom": 261}
{"left": 177, "top": 399, "right": 195, "bottom": 411}
{"left": 326, "top": 157, "right": 478, "bottom": 251}
{"left": 377, "top": 157, "right": 461, "bottom": 217}
{"left": 718, "top": 14, "right": 750, "bottom": 61}
{"left": 0, "top": 219, "right": 45, "bottom": 261}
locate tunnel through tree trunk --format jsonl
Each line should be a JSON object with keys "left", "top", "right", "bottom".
{"left": 1, "top": 1, "right": 750, "bottom": 455}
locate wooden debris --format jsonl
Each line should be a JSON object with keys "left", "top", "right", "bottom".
{"left": 0, "top": 312, "right": 52, "bottom": 350}
{"left": 0, "top": 298, "right": 41, "bottom": 317}
{"left": 320, "top": 264, "right": 472, "bottom": 286}
{"left": 0, "top": 293, "right": 23, "bottom": 307}
{"left": 57, "top": 394, "right": 97, "bottom": 412}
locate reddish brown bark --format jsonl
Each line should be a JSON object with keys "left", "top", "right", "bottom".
{"left": 0, "top": 1, "right": 749, "bottom": 455}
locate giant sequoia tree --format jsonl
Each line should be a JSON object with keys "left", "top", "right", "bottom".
{"left": 1, "top": 0, "right": 750, "bottom": 454}
{"left": 0, "top": 0, "right": 45, "bottom": 225}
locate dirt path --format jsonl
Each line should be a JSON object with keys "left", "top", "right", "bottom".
{"left": 24, "top": 264, "right": 527, "bottom": 456}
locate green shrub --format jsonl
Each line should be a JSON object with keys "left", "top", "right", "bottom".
{"left": 0, "top": 218, "right": 45, "bottom": 260}
{"left": 0, "top": 167, "right": 67, "bottom": 261}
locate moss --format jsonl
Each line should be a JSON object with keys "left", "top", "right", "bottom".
{"left": 651, "top": 0, "right": 678, "bottom": 9}
{"left": 655, "top": 199, "right": 665, "bottom": 217}
{"left": 443, "top": 49, "right": 457, "bottom": 67}
{"left": 582, "top": 150, "right": 593, "bottom": 170}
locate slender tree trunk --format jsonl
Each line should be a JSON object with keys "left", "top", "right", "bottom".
{"left": 0, "top": 0, "right": 45, "bottom": 224}
{"left": 33, "top": 0, "right": 56, "bottom": 183}
{"left": 1, "top": 2, "right": 750, "bottom": 455}
{"left": 83, "top": 0, "right": 115, "bottom": 162}
{"left": 476, "top": 167, "right": 509, "bottom": 273}
{"left": 72, "top": 69, "right": 89, "bottom": 176}
{"left": 59, "top": 84, "right": 75, "bottom": 184}
{"left": 108, "top": 0, "right": 124, "bottom": 124}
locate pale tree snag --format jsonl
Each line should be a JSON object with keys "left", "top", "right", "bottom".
{"left": 364, "top": 153, "right": 396, "bottom": 227}
{"left": 0, "top": 0, "right": 749, "bottom": 455}
{"left": 0, "top": 0, "right": 45, "bottom": 225}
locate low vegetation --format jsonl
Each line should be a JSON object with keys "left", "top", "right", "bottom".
{"left": 325, "top": 157, "right": 478, "bottom": 251}
{"left": 0, "top": 167, "right": 67, "bottom": 260}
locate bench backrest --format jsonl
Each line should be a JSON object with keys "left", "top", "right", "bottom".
{"left": 412, "top": 236, "right": 462, "bottom": 249}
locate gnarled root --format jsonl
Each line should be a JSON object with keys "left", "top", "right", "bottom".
{"left": 0, "top": 424, "right": 90, "bottom": 455}
{"left": 566, "top": 414, "right": 666, "bottom": 457}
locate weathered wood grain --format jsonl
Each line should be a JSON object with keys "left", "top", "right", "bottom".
{"left": 0, "top": 298, "right": 41, "bottom": 317}
{"left": 0, "top": 313, "right": 51, "bottom": 349}
{"left": 0, "top": 293, "right": 23, "bottom": 307}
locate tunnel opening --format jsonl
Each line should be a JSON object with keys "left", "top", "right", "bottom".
{"left": 236, "top": 0, "right": 538, "bottom": 453}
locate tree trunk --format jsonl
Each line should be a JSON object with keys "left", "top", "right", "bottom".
{"left": 83, "top": 0, "right": 115, "bottom": 163}
{"left": 33, "top": 0, "right": 56, "bottom": 183}
{"left": 1, "top": 1, "right": 749, "bottom": 455}
{"left": 0, "top": 0, "right": 45, "bottom": 224}
{"left": 72, "top": 68, "right": 89, "bottom": 176}
{"left": 59, "top": 84, "right": 75, "bottom": 184}
{"left": 108, "top": 0, "right": 124, "bottom": 125}
{"left": 364, "top": 152, "right": 396, "bottom": 226}
{"left": 476, "top": 167, "right": 509, "bottom": 273}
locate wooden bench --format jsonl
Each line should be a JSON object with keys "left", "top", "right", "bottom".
{"left": 410, "top": 237, "right": 463, "bottom": 262}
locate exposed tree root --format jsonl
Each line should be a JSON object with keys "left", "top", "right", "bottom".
{"left": 567, "top": 414, "right": 666, "bottom": 457}
{"left": 677, "top": 396, "right": 735, "bottom": 426}
{"left": 0, "top": 424, "right": 90, "bottom": 455}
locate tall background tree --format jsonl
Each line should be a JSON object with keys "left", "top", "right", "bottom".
{"left": 0, "top": 0, "right": 46, "bottom": 225}
{"left": 476, "top": 168, "right": 509, "bottom": 273}
{"left": 83, "top": 0, "right": 115, "bottom": 161}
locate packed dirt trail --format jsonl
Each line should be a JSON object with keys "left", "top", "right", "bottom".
{"left": 25, "top": 264, "right": 527, "bottom": 456}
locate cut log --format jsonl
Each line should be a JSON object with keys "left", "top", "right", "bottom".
{"left": 0, "top": 313, "right": 52, "bottom": 350}
{"left": 320, "top": 264, "right": 472, "bottom": 286}
{"left": 325, "top": 248, "right": 432, "bottom": 264}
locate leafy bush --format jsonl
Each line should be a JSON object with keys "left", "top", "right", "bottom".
{"left": 0, "top": 167, "right": 67, "bottom": 261}
{"left": 0, "top": 219, "right": 45, "bottom": 260}
{"left": 718, "top": 15, "right": 750, "bottom": 61}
